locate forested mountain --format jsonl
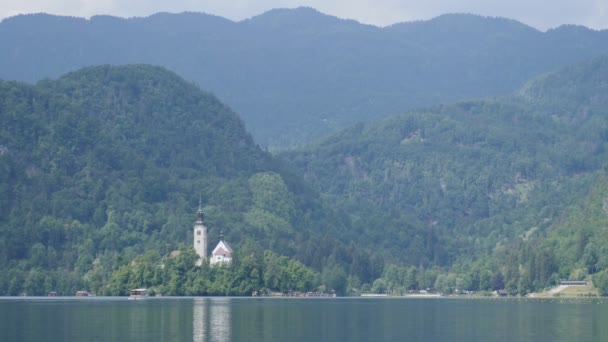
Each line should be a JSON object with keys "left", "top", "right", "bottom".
{"left": 280, "top": 56, "right": 608, "bottom": 293}
{"left": 2, "top": 14, "right": 608, "bottom": 296}
{"left": 0, "top": 65, "right": 378, "bottom": 296}
{"left": 1, "top": 8, "right": 608, "bottom": 147}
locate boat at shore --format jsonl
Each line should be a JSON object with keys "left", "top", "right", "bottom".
{"left": 128, "top": 288, "right": 149, "bottom": 300}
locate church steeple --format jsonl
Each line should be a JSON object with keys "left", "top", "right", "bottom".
{"left": 197, "top": 196, "right": 204, "bottom": 224}
{"left": 193, "top": 197, "right": 208, "bottom": 266}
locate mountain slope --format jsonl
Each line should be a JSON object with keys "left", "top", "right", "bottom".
{"left": 280, "top": 56, "right": 608, "bottom": 271}
{"left": 0, "top": 65, "right": 375, "bottom": 295}
{"left": 1, "top": 9, "right": 608, "bottom": 147}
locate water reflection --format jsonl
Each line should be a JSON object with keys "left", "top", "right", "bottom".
{"left": 2, "top": 297, "right": 608, "bottom": 342}
{"left": 193, "top": 298, "right": 206, "bottom": 341}
{"left": 193, "top": 298, "right": 231, "bottom": 342}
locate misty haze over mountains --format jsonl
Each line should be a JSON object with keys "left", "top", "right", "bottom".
{"left": 3, "top": 6, "right": 608, "bottom": 297}
{"left": 2, "top": 7, "right": 608, "bottom": 147}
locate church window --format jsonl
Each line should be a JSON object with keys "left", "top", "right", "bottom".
{"left": 197, "top": 231, "right": 201, "bottom": 236}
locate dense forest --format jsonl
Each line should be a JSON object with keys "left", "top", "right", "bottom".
{"left": 0, "top": 65, "right": 381, "bottom": 296}
{"left": 2, "top": 58, "right": 608, "bottom": 297}
{"left": 281, "top": 56, "right": 608, "bottom": 295}
{"left": 2, "top": 8, "right": 608, "bottom": 147}
{"left": 2, "top": 11, "right": 608, "bottom": 297}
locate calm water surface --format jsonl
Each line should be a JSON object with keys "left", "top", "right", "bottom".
{"left": 1, "top": 297, "right": 607, "bottom": 341}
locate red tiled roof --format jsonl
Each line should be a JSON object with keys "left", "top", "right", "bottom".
{"left": 213, "top": 246, "right": 232, "bottom": 257}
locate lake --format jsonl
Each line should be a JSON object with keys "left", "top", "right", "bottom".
{"left": 1, "top": 296, "right": 607, "bottom": 341}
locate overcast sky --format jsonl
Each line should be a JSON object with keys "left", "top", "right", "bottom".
{"left": 1, "top": 0, "right": 607, "bottom": 31}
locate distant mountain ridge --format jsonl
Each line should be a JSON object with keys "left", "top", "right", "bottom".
{"left": 1, "top": 7, "right": 608, "bottom": 147}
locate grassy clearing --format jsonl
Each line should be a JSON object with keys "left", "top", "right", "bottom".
{"left": 534, "top": 285, "right": 599, "bottom": 297}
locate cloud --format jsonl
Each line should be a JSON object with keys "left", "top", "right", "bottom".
{"left": 0, "top": 0, "right": 606, "bottom": 30}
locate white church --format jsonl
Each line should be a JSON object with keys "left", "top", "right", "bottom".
{"left": 193, "top": 201, "right": 233, "bottom": 266}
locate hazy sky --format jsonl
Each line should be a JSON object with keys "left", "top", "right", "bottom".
{"left": 1, "top": 0, "right": 606, "bottom": 31}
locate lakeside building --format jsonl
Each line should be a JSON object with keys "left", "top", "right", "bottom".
{"left": 210, "top": 231, "right": 233, "bottom": 266}
{"left": 193, "top": 200, "right": 208, "bottom": 266}
{"left": 193, "top": 201, "right": 233, "bottom": 266}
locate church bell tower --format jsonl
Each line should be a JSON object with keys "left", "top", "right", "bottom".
{"left": 193, "top": 199, "right": 208, "bottom": 266}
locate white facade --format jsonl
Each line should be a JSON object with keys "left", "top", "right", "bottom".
{"left": 193, "top": 204, "right": 207, "bottom": 266}
{"left": 210, "top": 239, "right": 233, "bottom": 266}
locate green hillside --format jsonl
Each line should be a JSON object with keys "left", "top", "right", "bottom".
{"left": 280, "top": 56, "right": 608, "bottom": 294}
{"left": 0, "top": 65, "right": 376, "bottom": 296}
{"left": 3, "top": 57, "right": 608, "bottom": 297}
{"left": 1, "top": 9, "right": 608, "bottom": 147}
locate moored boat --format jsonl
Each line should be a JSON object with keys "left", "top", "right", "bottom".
{"left": 128, "top": 288, "right": 149, "bottom": 300}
